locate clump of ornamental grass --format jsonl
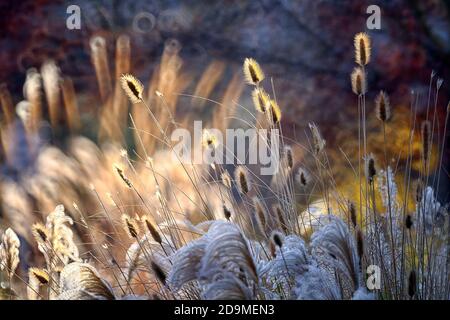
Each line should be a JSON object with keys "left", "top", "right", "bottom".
{"left": 0, "top": 32, "right": 448, "bottom": 302}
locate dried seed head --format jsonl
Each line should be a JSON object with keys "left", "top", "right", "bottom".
{"left": 309, "top": 122, "right": 326, "bottom": 155}
{"left": 223, "top": 204, "right": 232, "bottom": 221}
{"left": 421, "top": 120, "right": 431, "bottom": 166}
{"left": 142, "top": 216, "right": 162, "bottom": 244}
{"left": 356, "top": 229, "right": 364, "bottom": 259}
{"left": 202, "top": 129, "right": 218, "bottom": 149}
{"left": 113, "top": 163, "right": 132, "bottom": 188}
{"left": 252, "top": 87, "right": 270, "bottom": 113}
{"left": 270, "top": 230, "right": 284, "bottom": 248}
{"left": 120, "top": 74, "right": 144, "bottom": 104}
{"left": 283, "top": 145, "right": 294, "bottom": 169}
{"left": 29, "top": 267, "right": 49, "bottom": 285}
{"left": 375, "top": 90, "right": 391, "bottom": 122}
{"left": 273, "top": 204, "right": 288, "bottom": 234}
{"left": 243, "top": 58, "right": 264, "bottom": 85}
{"left": 351, "top": 67, "right": 367, "bottom": 95}
{"left": 253, "top": 197, "right": 268, "bottom": 234}
{"left": 121, "top": 214, "right": 139, "bottom": 239}
{"left": 296, "top": 167, "right": 309, "bottom": 188}
{"left": 405, "top": 214, "right": 413, "bottom": 229}
{"left": 354, "top": 32, "right": 371, "bottom": 66}
{"left": 0, "top": 228, "right": 21, "bottom": 276}
{"left": 221, "top": 171, "right": 232, "bottom": 189}
{"left": 365, "top": 154, "right": 377, "bottom": 183}
{"left": 235, "top": 166, "right": 251, "bottom": 195}
{"left": 267, "top": 99, "right": 281, "bottom": 123}
{"left": 349, "top": 201, "right": 357, "bottom": 228}
{"left": 32, "top": 223, "right": 49, "bottom": 243}
{"left": 408, "top": 270, "right": 416, "bottom": 298}
{"left": 151, "top": 260, "right": 167, "bottom": 285}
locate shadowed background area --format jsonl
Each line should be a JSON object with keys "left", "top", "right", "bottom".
{"left": 0, "top": 0, "right": 448, "bottom": 198}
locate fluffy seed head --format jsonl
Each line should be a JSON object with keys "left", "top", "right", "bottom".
{"left": 202, "top": 129, "right": 218, "bottom": 149}
{"left": 253, "top": 197, "right": 268, "bottom": 234}
{"left": 29, "top": 267, "right": 49, "bottom": 285}
{"left": 365, "top": 154, "right": 377, "bottom": 183}
{"left": 243, "top": 58, "right": 264, "bottom": 85}
{"left": 309, "top": 122, "right": 326, "bottom": 155}
{"left": 268, "top": 99, "right": 282, "bottom": 123}
{"left": 252, "top": 87, "right": 270, "bottom": 113}
{"left": 375, "top": 90, "right": 391, "bottom": 122}
{"left": 142, "top": 216, "right": 162, "bottom": 244}
{"left": 223, "top": 204, "right": 232, "bottom": 221}
{"left": 221, "top": 171, "right": 232, "bottom": 189}
{"left": 284, "top": 145, "right": 294, "bottom": 169}
{"left": 32, "top": 223, "right": 49, "bottom": 243}
{"left": 354, "top": 32, "right": 371, "bottom": 66}
{"left": 273, "top": 204, "right": 288, "bottom": 234}
{"left": 296, "top": 167, "right": 309, "bottom": 188}
{"left": 235, "top": 166, "right": 251, "bottom": 195}
{"left": 121, "top": 214, "right": 139, "bottom": 239}
{"left": 270, "top": 230, "right": 284, "bottom": 248}
{"left": 351, "top": 67, "right": 367, "bottom": 95}
{"left": 113, "top": 163, "right": 132, "bottom": 188}
{"left": 120, "top": 74, "right": 144, "bottom": 104}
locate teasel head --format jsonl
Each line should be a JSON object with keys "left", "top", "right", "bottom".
{"left": 223, "top": 204, "right": 232, "bottom": 221}
{"left": 121, "top": 214, "right": 139, "bottom": 239}
{"left": 351, "top": 67, "right": 367, "bottom": 95}
{"left": 356, "top": 228, "right": 364, "bottom": 260}
{"left": 243, "top": 58, "right": 264, "bottom": 85}
{"left": 354, "top": 32, "right": 371, "bottom": 66}
{"left": 120, "top": 74, "right": 144, "bottom": 104}
{"left": 408, "top": 270, "right": 416, "bottom": 298}
{"left": 268, "top": 99, "right": 282, "bottom": 124}
{"left": 365, "top": 154, "right": 377, "bottom": 184}
{"left": 202, "top": 129, "right": 218, "bottom": 149}
{"left": 221, "top": 171, "right": 232, "bottom": 189}
{"left": 151, "top": 260, "right": 167, "bottom": 286}
{"left": 32, "top": 223, "right": 49, "bottom": 244}
{"left": 113, "top": 163, "right": 132, "bottom": 188}
{"left": 142, "top": 216, "right": 162, "bottom": 244}
{"left": 252, "top": 87, "right": 270, "bottom": 113}
{"left": 273, "top": 204, "right": 288, "bottom": 234}
{"left": 375, "top": 90, "right": 391, "bottom": 122}
{"left": 405, "top": 214, "right": 413, "bottom": 229}
{"left": 349, "top": 201, "right": 357, "bottom": 228}
{"left": 253, "top": 197, "right": 268, "bottom": 234}
{"left": 421, "top": 120, "right": 431, "bottom": 166}
{"left": 235, "top": 165, "right": 251, "bottom": 195}
{"left": 283, "top": 145, "right": 294, "bottom": 169}
{"left": 309, "top": 122, "right": 326, "bottom": 155}
{"left": 296, "top": 167, "right": 310, "bottom": 188}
